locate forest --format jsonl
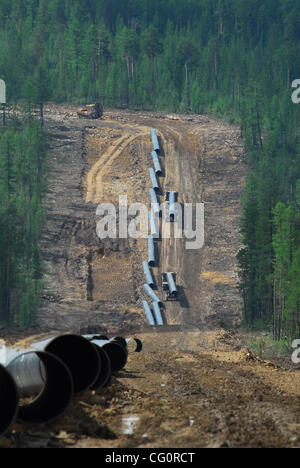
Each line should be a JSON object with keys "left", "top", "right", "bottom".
{"left": 0, "top": 0, "right": 299, "bottom": 339}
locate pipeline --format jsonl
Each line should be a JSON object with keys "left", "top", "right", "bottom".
{"left": 148, "top": 168, "right": 160, "bottom": 193}
{"left": 142, "top": 300, "right": 156, "bottom": 326}
{"left": 143, "top": 261, "right": 155, "bottom": 287}
{"left": 149, "top": 210, "right": 159, "bottom": 239}
{"left": 84, "top": 337, "right": 128, "bottom": 373}
{"left": 125, "top": 338, "right": 143, "bottom": 353}
{"left": 151, "top": 151, "right": 162, "bottom": 176}
{"left": 150, "top": 189, "right": 161, "bottom": 218}
{"left": 148, "top": 235, "right": 156, "bottom": 266}
{"left": 166, "top": 272, "right": 178, "bottom": 298}
{"left": 151, "top": 128, "right": 160, "bottom": 154}
{"left": 92, "top": 336, "right": 142, "bottom": 354}
{"left": 31, "top": 334, "right": 100, "bottom": 395}
{"left": 5, "top": 349, "right": 73, "bottom": 425}
{"left": 0, "top": 364, "right": 19, "bottom": 438}
{"left": 152, "top": 302, "right": 164, "bottom": 326}
{"left": 143, "top": 284, "right": 163, "bottom": 306}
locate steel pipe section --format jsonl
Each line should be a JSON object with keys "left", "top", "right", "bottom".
{"left": 152, "top": 302, "right": 164, "bottom": 326}
{"left": 31, "top": 335, "right": 100, "bottom": 395}
{"left": 0, "top": 364, "right": 19, "bottom": 438}
{"left": 151, "top": 151, "right": 162, "bottom": 176}
{"left": 143, "top": 284, "right": 163, "bottom": 306}
{"left": 143, "top": 261, "right": 155, "bottom": 287}
{"left": 150, "top": 189, "right": 161, "bottom": 218}
{"left": 149, "top": 168, "right": 160, "bottom": 193}
{"left": 126, "top": 338, "right": 143, "bottom": 353}
{"left": 148, "top": 235, "right": 155, "bottom": 266}
{"left": 84, "top": 338, "right": 128, "bottom": 373}
{"left": 149, "top": 210, "right": 159, "bottom": 239}
{"left": 166, "top": 272, "right": 178, "bottom": 298}
{"left": 89, "top": 346, "right": 111, "bottom": 389}
{"left": 142, "top": 300, "right": 156, "bottom": 326}
{"left": 151, "top": 128, "right": 160, "bottom": 154}
{"left": 5, "top": 349, "right": 73, "bottom": 424}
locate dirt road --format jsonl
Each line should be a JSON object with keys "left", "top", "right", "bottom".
{"left": 0, "top": 105, "right": 299, "bottom": 449}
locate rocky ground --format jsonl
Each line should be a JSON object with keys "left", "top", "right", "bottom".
{"left": 0, "top": 104, "right": 299, "bottom": 449}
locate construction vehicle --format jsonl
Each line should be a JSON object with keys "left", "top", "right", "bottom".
{"left": 162, "top": 272, "right": 179, "bottom": 301}
{"left": 77, "top": 102, "right": 103, "bottom": 120}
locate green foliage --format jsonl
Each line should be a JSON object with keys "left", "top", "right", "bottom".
{"left": 0, "top": 119, "right": 46, "bottom": 326}
{"left": 0, "top": 1, "right": 299, "bottom": 333}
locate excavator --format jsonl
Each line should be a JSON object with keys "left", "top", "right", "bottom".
{"left": 77, "top": 102, "right": 103, "bottom": 120}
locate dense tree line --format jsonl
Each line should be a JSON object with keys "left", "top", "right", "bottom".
{"left": 0, "top": 117, "right": 46, "bottom": 325}
{"left": 0, "top": 0, "right": 299, "bottom": 336}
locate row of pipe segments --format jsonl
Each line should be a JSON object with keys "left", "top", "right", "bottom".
{"left": 141, "top": 129, "right": 164, "bottom": 326}
{"left": 0, "top": 333, "right": 142, "bottom": 438}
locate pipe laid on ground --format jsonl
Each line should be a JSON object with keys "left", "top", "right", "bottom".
{"left": 151, "top": 129, "right": 160, "bottom": 154}
{"left": 142, "top": 300, "right": 156, "bottom": 326}
{"left": 148, "top": 236, "right": 155, "bottom": 266}
{"left": 166, "top": 272, "right": 178, "bottom": 298}
{"left": 143, "top": 284, "right": 163, "bottom": 306}
{"left": 125, "top": 338, "right": 143, "bottom": 353}
{"left": 88, "top": 335, "right": 143, "bottom": 354}
{"left": 84, "top": 337, "right": 128, "bottom": 373}
{"left": 151, "top": 151, "right": 162, "bottom": 176}
{"left": 149, "top": 168, "right": 160, "bottom": 193}
{"left": 152, "top": 302, "right": 164, "bottom": 326}
{"left": 89, "top": 346, "right": 111, "bottom": 389}
{"left": 149, "top": 210, "right": 159, "bottom": 239}
{"left": 5, "top": 349, "right": 73, "bottom": 424}
{"left": 31, "top": 334, "right": 100, "bottom": 395}
{"left": 143, "top": 261, "right": 155, "bottom": 287}
{"left": 150, "top": 189, "right": 161, "bottom": 218}
{"left": 0, "top": 364, "right": 19, "bottom": 438}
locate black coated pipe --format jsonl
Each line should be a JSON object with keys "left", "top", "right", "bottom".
{"left": 84, "top": 337, "right": 128, "bottom": 373}
{"left": 32, "top": 335, "right": 101, "bottom": 395}
{"left": 5, "top": 350, "right": 73, "bottom": 424}
{"left": 0, "top": 364, "right": 19, "bottom": 438}
{"left": 89, "top": 345, "right": 111, "bottom": 389}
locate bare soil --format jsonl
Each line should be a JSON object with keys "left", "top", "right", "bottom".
{"left": 0, "top": 104, "right": 299, "bottom": 449}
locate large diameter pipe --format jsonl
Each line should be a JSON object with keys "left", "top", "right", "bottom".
{"left": 151, "top": 129, "right": 160, "bottom": 154}
{"left": 149, "top": 168, "right": 159, "bottom": 193}
{"left": 148, "top": 235, "right": 155, "bottom": 266}
{"left": 151, "top": 151, "right": 162, "bottom": 176}
{"left": 125, "top": 338, "right": 143, "bottom": 353}
{"left": 0, "top": 364, "right": 19, "bottom": 438}
{"left": 84, "top": 338, "right": 128, "bottom": 373}
{"left": 5, "top": 349, "right": 73, "bottom": 424}
{"left": 166, "top": 272, "right": 178, "bottom": 297}
{"left": 31, "top": 335, "right": 100, "bottom": 395}
{"left": 143, "top": 284, "right": 163, "bottom": 306}
{"left": 143, "top": 261, "right": 154, "bottom": 287}
{"left": 149, "top": 210, "right": 159, "bottom": 239}
{"left": 150, "top": 189, "right": 161, "bottom": 218}
{"left": 142, "top": 300, "right": 156, "bottom": 326}
{"left": 89, "top": 346, "right": 111, "bottom": 389}
{"left": 152, "top": 302, "right": 164, "bottom": 326}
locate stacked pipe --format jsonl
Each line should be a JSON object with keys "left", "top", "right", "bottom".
{"left": 0, "top": 332, "right": 142, "bottom": 438}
